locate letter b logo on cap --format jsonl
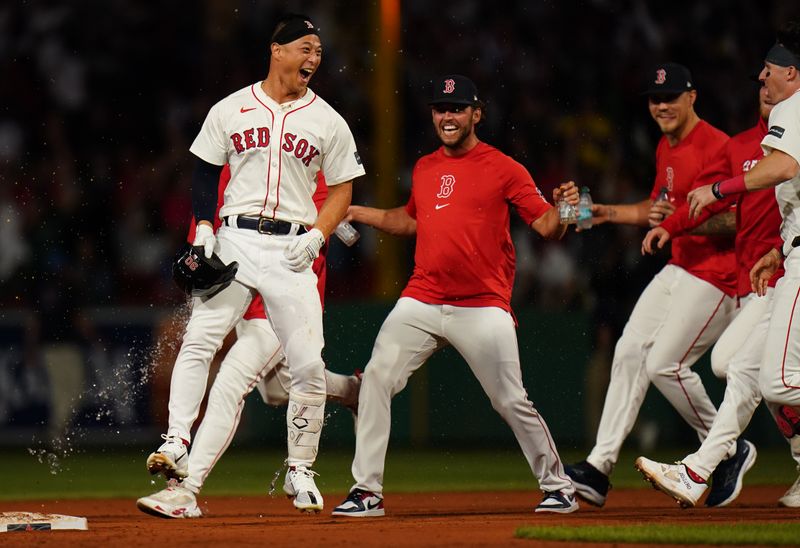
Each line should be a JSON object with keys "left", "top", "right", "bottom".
{"left": 443, "top": 79, "right": 455, "bottom": 94}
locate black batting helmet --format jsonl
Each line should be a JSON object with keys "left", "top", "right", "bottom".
{"left": 172, "top": 244, "right": 239, "bottom": 298}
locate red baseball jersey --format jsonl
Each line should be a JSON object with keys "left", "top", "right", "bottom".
{"left": 660, "top": 117, "right": 784, "bottom": 296}
{"left": 187, "top": 166, "right": 329, "bottom": 318}
{"left": 401, "top": 142, "right": 551, "bottom": 312}
{"left": 649, "top": 120, "right": 736, "bottom": 295}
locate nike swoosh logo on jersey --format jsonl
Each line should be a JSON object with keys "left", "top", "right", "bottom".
{"left": 435, "top": 203, "right": 450, "bottom": 210}
{"left": 240, "top": 107, "right": 256, "bottom": 113}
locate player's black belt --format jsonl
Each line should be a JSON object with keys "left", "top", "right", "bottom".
{"left": 224, "top": 216, "right": 307, "bottom": 235}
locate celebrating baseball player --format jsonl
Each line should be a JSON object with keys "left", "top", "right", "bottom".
{"left": 331, "top": 74, "right": 580, "bottom": 517}
{"left": 136, "top": 168, "right": 361, "bottom": 519}
{"left": 635, "top": 82, "right": 797, "bottom": 508}
{"left": 144, "top": 13, "right": 365, "bottom": 514}
{"left": 564, "top": 62, "right": 746, "bottom": 508}
{"left": 686, "top": 24, "right": 800, "bottom": 500}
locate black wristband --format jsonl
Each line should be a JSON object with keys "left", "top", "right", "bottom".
{"left": 711, "top": 181, "right": 725, "bottom": 200}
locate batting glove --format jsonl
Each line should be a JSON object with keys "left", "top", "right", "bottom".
{"left": 193, "top": 223, "right": 216, "bottom": 259}
{"left": 283, "top": 228, "right": 325, "bottom": 272}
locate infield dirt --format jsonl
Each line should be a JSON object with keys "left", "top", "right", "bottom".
{"left": 0, "top": 486, "right": 794, "bottom": 547}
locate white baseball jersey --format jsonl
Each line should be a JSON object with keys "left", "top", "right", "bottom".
{"left": 761, "top": 89, "right": 800, "bottom": 257}
{"left": 190, "top": 82, "right": 365, "bottom": 225}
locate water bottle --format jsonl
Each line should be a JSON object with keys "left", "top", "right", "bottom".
{"left": 558, "top": 197, "right": 577, "bottom": 224}
{"left": 656, "top": 186, "right": 670, "bottom": 203}
{"left": 576, "top": 187, "right": 593, "bottom": 230}
{"left": 334, "top": 221, "right": 360, "bottom": 246}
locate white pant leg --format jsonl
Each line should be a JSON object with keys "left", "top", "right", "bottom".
{"left": 183, "top": 319, "right": 283, "bottom": 493}
{"left": 257, "top": 362, "right": 291, "bottom": 406}
{"left": 761, "top": 252, "right": 800, "bottom": 408}
{"left": 587, "top": 265, "right": 676, "bottom": 475}
{"left": 645, "top": 268, "right": 736, "bottom": 444}
{"left": 167, "top": 280, "right": 252, "bottom": 442}
{"left": 352, "top": 298, "right": 446, "bottom": 495}
{"left": 444, "top": 306, "right": 573, "bottom": 495}
{"left": 683, "top": 291, "right": 772, "bottom": 478}
{"left": 710, "top": 293, "right": 761, "bottom": 379}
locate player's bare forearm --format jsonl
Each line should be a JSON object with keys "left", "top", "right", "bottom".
{"left": 594, "top": 199, "right": 651, "bottom": 227}
{"left": 745, "top": 150, "right": 800, "bottom": 191}
{"left": 314, "top": 181, "right": 352, "bottom": 238}
{"left": 348, "top": 205, "right": 416, "bottom": 236}
{"left": 689, "top": 211, "right": 735, "bottom": 236}
{"left": 530, "top": 207, "right": 567, "bottom": 240}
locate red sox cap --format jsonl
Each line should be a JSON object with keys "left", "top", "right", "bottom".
{"left": 429, "top": 74, "right": 482, "bottom": 106}
{"left": 641, "top": 62, "right": 695, "bottom": 96}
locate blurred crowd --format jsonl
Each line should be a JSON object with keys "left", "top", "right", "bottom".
{"left": 1, "top": 0, "right": 799, "bottom": 336}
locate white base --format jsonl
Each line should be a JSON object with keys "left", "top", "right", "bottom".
{"left": 0, "top": 512, "right": 88, "bottom": 532}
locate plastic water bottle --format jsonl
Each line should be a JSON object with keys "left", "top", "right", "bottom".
{"left": 334, "top": 221, "right": 360, "bottom": 246}
{"left": 577, "top": 187, "right": 593, "bottom": 230}
{"left": 558, "top": 197, "right": 577, "bottom": 224}
{"left": 656, "top": 186, "right": 670, "bottom": 204}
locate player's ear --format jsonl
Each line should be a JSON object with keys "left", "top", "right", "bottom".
{"left": 472, "top": 106, "right": 482, "bottom": 124}
{"left": 270, "top": 42, "right": 281, "bottom": 59}
{"left": 687, "top": 89, "right": 697, "bottom": 107}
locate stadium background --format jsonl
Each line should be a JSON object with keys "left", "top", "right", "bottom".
{"left": 2, "top": 0, "right": 800, "bottom": 464}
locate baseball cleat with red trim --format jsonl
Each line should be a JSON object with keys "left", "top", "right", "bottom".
{"left": 146, "top": 434, "right": 189, "bottom": 480}
{"left": 634, "top": 456, "right": 706, "bottom": 508}
{"left": 332, "top": 488, "right": 385, "bottom": 517}
{"left": 284, "top": 466, "right": 324, "bottom": 513}
{"left": 136, "top": 482, "right": 202, "bottom": 519}
{"left": 779, "top": 466, "right": 800, "bottom": 507}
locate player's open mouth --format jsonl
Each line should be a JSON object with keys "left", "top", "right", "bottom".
{"left": 299, "top": 68, "right": 313, "bottom": 81}
{"left": 441, "top": 124, "right": 459, "bottom": 135}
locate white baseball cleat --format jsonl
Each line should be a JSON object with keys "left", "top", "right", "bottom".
{"left": 635, "top": 456, "right": 707, "bottom": 508}
{"left": 779, "top": 467, "right": 800, "bottom": 507}
{"left": 146, "top": 434, "right": 189, "bottom": 480}
{"left": 136, "top": 482, "right": 202, "bottom": 519}
{"left": 284, "top": 466, "right": 324, "bottom": 513}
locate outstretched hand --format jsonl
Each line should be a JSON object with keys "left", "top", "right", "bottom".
{"left": 750, "top": 248, "right": 782, "bottom": 297}
{"left": 641, "top": 226, "right": 671, "bottom": 255}
{"left": 687, "top": 184, "right": 717, "bottom": 219}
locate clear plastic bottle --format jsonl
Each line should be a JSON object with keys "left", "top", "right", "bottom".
{"left": 334, "top": 221, "right": 360, "bottom": 246}
{"left": 656, "top": 186, "right": 670, "bottom": 204}
{"left": 558, "top": 197, "right": 577, "bottom": 224}
{"left": 576, "top": 186, "right": 593, "bottom": 230}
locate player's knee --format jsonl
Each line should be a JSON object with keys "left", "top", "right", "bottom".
{"left": 610, "top": 336, "right": 646, "bottom": 375}
{"left": 288, "top": 359, "right": 326, "bottom": 396}
{"left": 710, "top": 346, "right": 730, "bottom": 380}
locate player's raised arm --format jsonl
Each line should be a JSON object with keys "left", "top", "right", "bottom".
{"left": 347, "top": 204, "right": 416, "bottom": 236}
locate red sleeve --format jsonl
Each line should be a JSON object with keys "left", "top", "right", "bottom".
{"left": 505, "top": 160, "right": 551, "bottom": 225}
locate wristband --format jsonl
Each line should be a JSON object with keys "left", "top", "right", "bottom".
{"left": 716, "top": 174, "right": 747, "bottom": 198}
{"left": 711, "top": 182, "right": 724, "bottom": 200}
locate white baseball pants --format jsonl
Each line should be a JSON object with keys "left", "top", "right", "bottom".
{"left": 761, "top": 250, "right": 800, "bottom": 409}
{"left": 350, "top": 297, "right": 574, "bottom": 497}
{"left": 587, "top": 265, "right": 737, "bottom": 476}
{"left": 682, "top": 291, "right": 772, "bottom": 478}
{"left": 166, "top": 226, "right": 326, "bottom": 467}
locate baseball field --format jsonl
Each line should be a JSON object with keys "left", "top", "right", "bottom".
{"left": 1, "top": 446, "right": 798, "bottom": 547}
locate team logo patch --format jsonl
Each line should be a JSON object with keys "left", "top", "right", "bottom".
{"left": 437, "top": 174, "right": 456, "bottom": 198}
{"left": 655, "top": 69, "right": 666, "bottom": 85}
{"left": 769, "top": 125, "right": 786, "bottom": 138}
{"left": 665, "top": 166, "right": 674, "bottom": 191}
{"left": 443, "top": 79, "right": 455, "bottom": 94}
{"left": 354, "top": 151, "right": 362, "bottom": 165}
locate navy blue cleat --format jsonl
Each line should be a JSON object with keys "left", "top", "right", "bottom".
{"left": 332, "top": 488, "right": 385, "bottom": 517}
{"left": 535, "top": 490, "right": 579, "bottom": 513}
{"left": 564, "top": 461, "right": 610, "bottom": 507}
{"left": 705, "top": 439, "right": 757, "bottom": 507}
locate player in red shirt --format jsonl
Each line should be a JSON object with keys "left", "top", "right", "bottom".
{"left": 563, "top": 63, "right": 741, "bottom": 508}
{"left": 137, "top": 166, "right": 360, "bottom": 519}
{"left": 331, "top": 75, "right": 580, "bottom": 517}
{"left": 636, "top": 83, "right": 800, "bottom": 508}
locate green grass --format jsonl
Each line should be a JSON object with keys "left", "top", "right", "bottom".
{"left": 1, "top": 447, "right": 797, "bottom": 500}
{"left": 515, "top": 523, "right": 800, "bottom": 545}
